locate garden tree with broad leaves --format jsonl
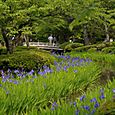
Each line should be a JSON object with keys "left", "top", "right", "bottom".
{"left": 98, "top": 0, "right": 115, "bottom": 42}
{"left": 0, "top": 0, "right": 31, "bottom": 53}
{"left": 69, "top": 0, "right": 115, "bottom": 44}
{"left": 32, "top": 0, "right": 74, "bottom": 43}
{"left": 0, "top": 0, "right": 73, "bottom": 52}
{"left": 0, "top": 0, "right": 115, "bottom": 53}
{"left": 0, "top": 0, "right": 49, "bottom": 53}
{"left": 69, "top": 0, "right": 102, "bottom": 45}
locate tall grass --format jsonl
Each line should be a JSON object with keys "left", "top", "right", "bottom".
{"left": 0, "top": 55, "right": 101, "bottom": 114}
{"left": 39, "top": 79, "right": 115, "bottom": 115}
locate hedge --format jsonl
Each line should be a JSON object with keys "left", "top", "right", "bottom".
{"left": 0, "top": 51, "right": 55, "bottom": 71}
{"left": 102, "top": 47, "right": 115, "bottom": 54}
{"left": 65, "top": 43, "right": 84, "bottom": 51}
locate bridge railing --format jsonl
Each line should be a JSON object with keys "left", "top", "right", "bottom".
{"left": 23, "top": 42, "right": 49, "bottom": 46}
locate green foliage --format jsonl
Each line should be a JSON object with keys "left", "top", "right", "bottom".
{"left": 75, "top": 42, "right": 115, "bottom": 52}
{"left": 15, "top": 46, "right": 38, "bottom": 52}
{"left": 0, "top": 52, "right": 115, "bottom": 114}
{"left": 0, "top": 50, "right": 55, "bottom": 71}
{"left": 39, "top": 79, "right": 115, "bottom": 115}
{"left": 0, "top": 56, "right": 101, "bottom": 114}
{"left": 69, "top": 52, "right": 115, "bottom": 69}
{"left": 59, "top": 42, "right": 70, "bottom": 49}
{"left": 75, "top": 44, "right": 96, "bottom": 52}
{"left": 88, "top": 48, "right": 97, "bottom": 52}
{"left": 102, "top": 47, "right": 115, "bottom": 54}
{"left": 65, "top": 43, "right": 84, "bottom": 51}
{"left": 0, "top": 47, "right": 7, "bottom": 54}
{"left": 96, "top": 43, "right": 106, "bottom": 51}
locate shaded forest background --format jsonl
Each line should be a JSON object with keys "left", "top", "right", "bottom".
{"left": 0, "top": 0, "right": 115, "bottom": 53}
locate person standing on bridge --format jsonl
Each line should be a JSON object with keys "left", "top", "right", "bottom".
{"left": 53, "top": 36, "right": 57, "bottom": 46}
{"left": 48, "top": 34, "right": 53, "bottom": 46}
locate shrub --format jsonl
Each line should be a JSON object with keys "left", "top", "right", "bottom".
{"left": 88, "top": 48, "right": 97, "bottom": 52}
{"left": 0, "top": 47, "right": 7, "bottom": 54}
{"left": 59, "top": 42, "right": 70, "bottom": 49}
{"left": 96, "top": 43, "right": 106, "bottom": 51}
{"left": 0, "top": 51, "right": 55, "bottom": 71}
{"left": 15, "top": 46, "right": 38, "bottom": 52}
{"left": 75, "top": 45, "right": 96, "bottom": 52}
{"left": 65, "top": 43, "right": 84, "bottom": 51}
{"left": 102, "top": 47, "right": 115, "bottom": 54}
{"left": 111, "top": 41, "right": 115, "bottom": 46}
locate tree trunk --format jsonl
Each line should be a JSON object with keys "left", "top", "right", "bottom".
{"left": 1, "top": 28, "right": 13, "bottom": 54}
{"left": 104, "top": 22, "right": 109, "bottom": 42}
{"left": 83, "top": 25, "right": 89, "bottom": 45}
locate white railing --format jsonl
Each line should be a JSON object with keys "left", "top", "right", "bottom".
{"left": 23, "top": 42, "right": 49, "bottom": 46}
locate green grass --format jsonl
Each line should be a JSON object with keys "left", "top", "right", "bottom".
{"left": 0, "top": 51, "right": 115, "bottom": 115}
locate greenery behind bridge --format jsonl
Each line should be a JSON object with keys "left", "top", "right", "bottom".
{"left": 0, "top": 0, "right": 115, "bottom": 53}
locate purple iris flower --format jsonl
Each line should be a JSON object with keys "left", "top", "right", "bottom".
{"left": 63, "top": 66, "right": 68, "bottom": 71}
{"left": 38, "top": 71, "right": 46, "bottom": 76}
{"left": 75, "top": 110, "right": 80, "bottom": 115}
{"left": 112, "top": 89, "right": 115, "bottom": 93}
{"left": 54, "top": 61, "right": 58, "bottom": 65}
{"left": 94, "top": 102, "right": 100, "bottom": 108}
{"left": 9, "top": 79, "right": 13, "bottom": 83}
{"left": 0, "top": 84, "right": 2, "bottom": 87}
{"left": 17, "top": 74, "right": 22, "bottom": 77}
{"left": 33, "top": 76, "right": 37, "bottom": 78}
{"left": 90, "top": 109, "right": 96, "bottom": 114}
{"left": 90, "top": 98, "right": 97, "bottom": 102}
{"left": 52, "top": 102, "right": 58, "bottom": 107}
{"left": 51, "top": 107, "right": 55, "bottom": 111}
{"left": 80, "top": 59, "right": 84, "bottom": 63}
{"left": 83, "top": 105, "right": 90, "bottom": 111}
{"left": 43, "top": 65, "right": 48, "bottom": 69}
{"left": 28, "top": 69, "right": 34, "bottom": 75}
{"left": 13, "top": 80, "right": 19, "bottom": 84}
{"left": 14, "top": 69, "right": 19, "bottom": 73}
{"left": 44, "top": 68, "right": 53, "bottom": 73}
{"left": 2, "top": 78, "right": 7, "bottom": 82}
{"left": 80, "top": 95, "right": 85, "bottom": 101}
{"left": 99, "top": 93, "right": 105, "bottom": 99}
{"left": 73, "top": 102, "right": 77, "bottom": 107}
{"left": 74, "top": 70, "right": 78, "bottom": 73}
{"left": 6, "top": 75, "right": 10, "bottom": 79}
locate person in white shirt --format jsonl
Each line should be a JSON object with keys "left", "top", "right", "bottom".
{"left": 48, "top": 35, "right": 53, "bottom": 46}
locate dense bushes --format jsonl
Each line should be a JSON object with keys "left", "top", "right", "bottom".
{"left": 64, "top": 43, "right": 84, "bottom": 51}
{"left": 102, "top": 47, "right": 115, "bottom": 54}
{"left": 0, "top": 51, "right": 55, "bottom": 71}
{"left": 75, "top": 42, "right": 115, "bottom": 53}
{"left": 15, "top": 46, "right": 38, "bottom": 52}
{"left": 59, "top": 42, "right": 115, "bottom": 53}
{"left": 0, "top": 47, "right": 7, "bottom": 54}
{"left": 59, "top": 42, "right": 70, "bottom": 49}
